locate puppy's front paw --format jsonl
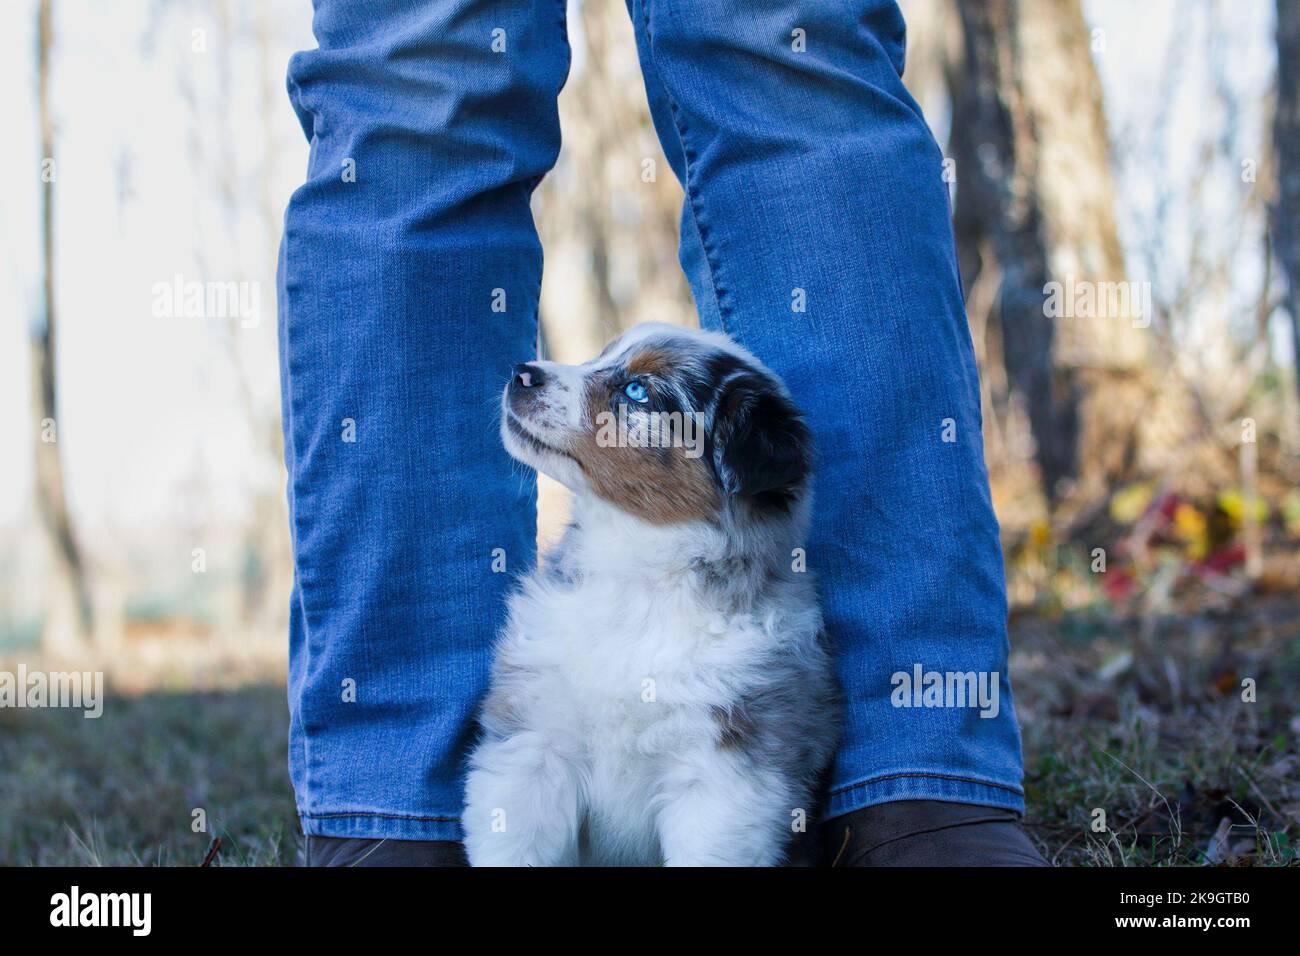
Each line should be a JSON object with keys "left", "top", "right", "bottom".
{"left": 462, "top": 735, "right": 582, "bottom": 867}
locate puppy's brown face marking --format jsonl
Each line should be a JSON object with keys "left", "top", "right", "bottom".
{"left": 567, "top": 349, "right": 720, "bottom": 526}
{"left": 624, "top": 346, "right": 676, "bottom": 380}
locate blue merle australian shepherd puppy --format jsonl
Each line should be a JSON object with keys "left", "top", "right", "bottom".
{"left": 463, "top": 322, "right": 840, "bottom": 866}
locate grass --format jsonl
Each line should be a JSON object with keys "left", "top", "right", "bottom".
{"left": 1013, "top": 595, "right": 1300, "bottom": 866}
{"left": 0, "top": 685, "right": 298, "bottom": 866}
{"left": 1, "top": 598, "right": 1296, "bottom": 866}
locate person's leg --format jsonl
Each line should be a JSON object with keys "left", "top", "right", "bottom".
{"left": 624, "top": 0, "right": 1039, "bottom": 862}
{"left": 278, "top": 0, "right": 570, "bottom": 857}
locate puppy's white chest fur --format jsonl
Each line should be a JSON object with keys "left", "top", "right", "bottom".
{"left": 534, "top": 566, "right": 762, "bottom": 753}
{"left": 518, "top": 573, "right": 749, "bottom": 864}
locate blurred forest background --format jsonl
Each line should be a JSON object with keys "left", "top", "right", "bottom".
{"left": 2, "top": 0, "right": 1299, "bottom": 866}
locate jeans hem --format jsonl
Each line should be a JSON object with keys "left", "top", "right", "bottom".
{"left": 299, "top": 811, "right": 465, "bottom": 842}
{"left": 825, "top": 772, "right": 1026, "bottom": 819}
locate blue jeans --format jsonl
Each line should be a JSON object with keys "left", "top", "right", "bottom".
{"left": 278, "top": 0, "right": 1025, "bottom": 841}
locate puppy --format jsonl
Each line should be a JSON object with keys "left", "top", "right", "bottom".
{"left": 463, "top": 323, "right": 839, "bottom": 866}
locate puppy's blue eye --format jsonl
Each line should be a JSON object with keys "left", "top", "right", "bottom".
{"left": 623, "top": 381, "right": 649, "bottom": 403}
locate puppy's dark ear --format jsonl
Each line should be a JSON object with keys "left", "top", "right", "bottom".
{"left": 710, "top": 373, "right": 812, "bottom": 504}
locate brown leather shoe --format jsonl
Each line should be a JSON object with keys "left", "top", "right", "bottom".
{"left": 305, "top": 835, "right": 468, "bottom": 867}
{"left": 822, "top": 800, "right": 1048, "bottom": 866}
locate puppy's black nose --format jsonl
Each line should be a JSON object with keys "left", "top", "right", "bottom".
{"left": 511, "top": 363, "right": 547, "bottom": 389}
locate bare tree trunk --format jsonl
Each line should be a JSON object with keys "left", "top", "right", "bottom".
{"left": 32, "top": 0, "right": 93, "bottom": 658}
{"left": 1275, "top": 0, "right": 1300, "bottom": 410}
{"left": 952, "top": 0, "right": 1150, "bottom": 519}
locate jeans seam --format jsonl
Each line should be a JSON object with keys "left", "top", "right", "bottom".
{"left": 280, "top": 225, "right": 317, "bottom": 815}
{"left": 300, "top": 810, "right": 461, "bottom": 823}
{"left": 830, "top": 770, "right": 1025, "bottom": 798}
{"left": 635, "top": 0, "right": 733, "bottom": 338}
{"left": 529, "top": 0, "right": 571, "bottom": 355}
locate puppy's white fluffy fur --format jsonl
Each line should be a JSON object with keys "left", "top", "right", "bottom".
{"left": 463, "top": 324, "right": 838, "bottom": 866}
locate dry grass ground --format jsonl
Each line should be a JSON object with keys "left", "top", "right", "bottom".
{"left": 0, "top": 685, "right": 298, "bottom": 866}
{"left": 2, "top": 597, "right": 1296, "bottom": 867}
{"left": 1014, "top": 594, "right": 1300, "bottom": 866}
